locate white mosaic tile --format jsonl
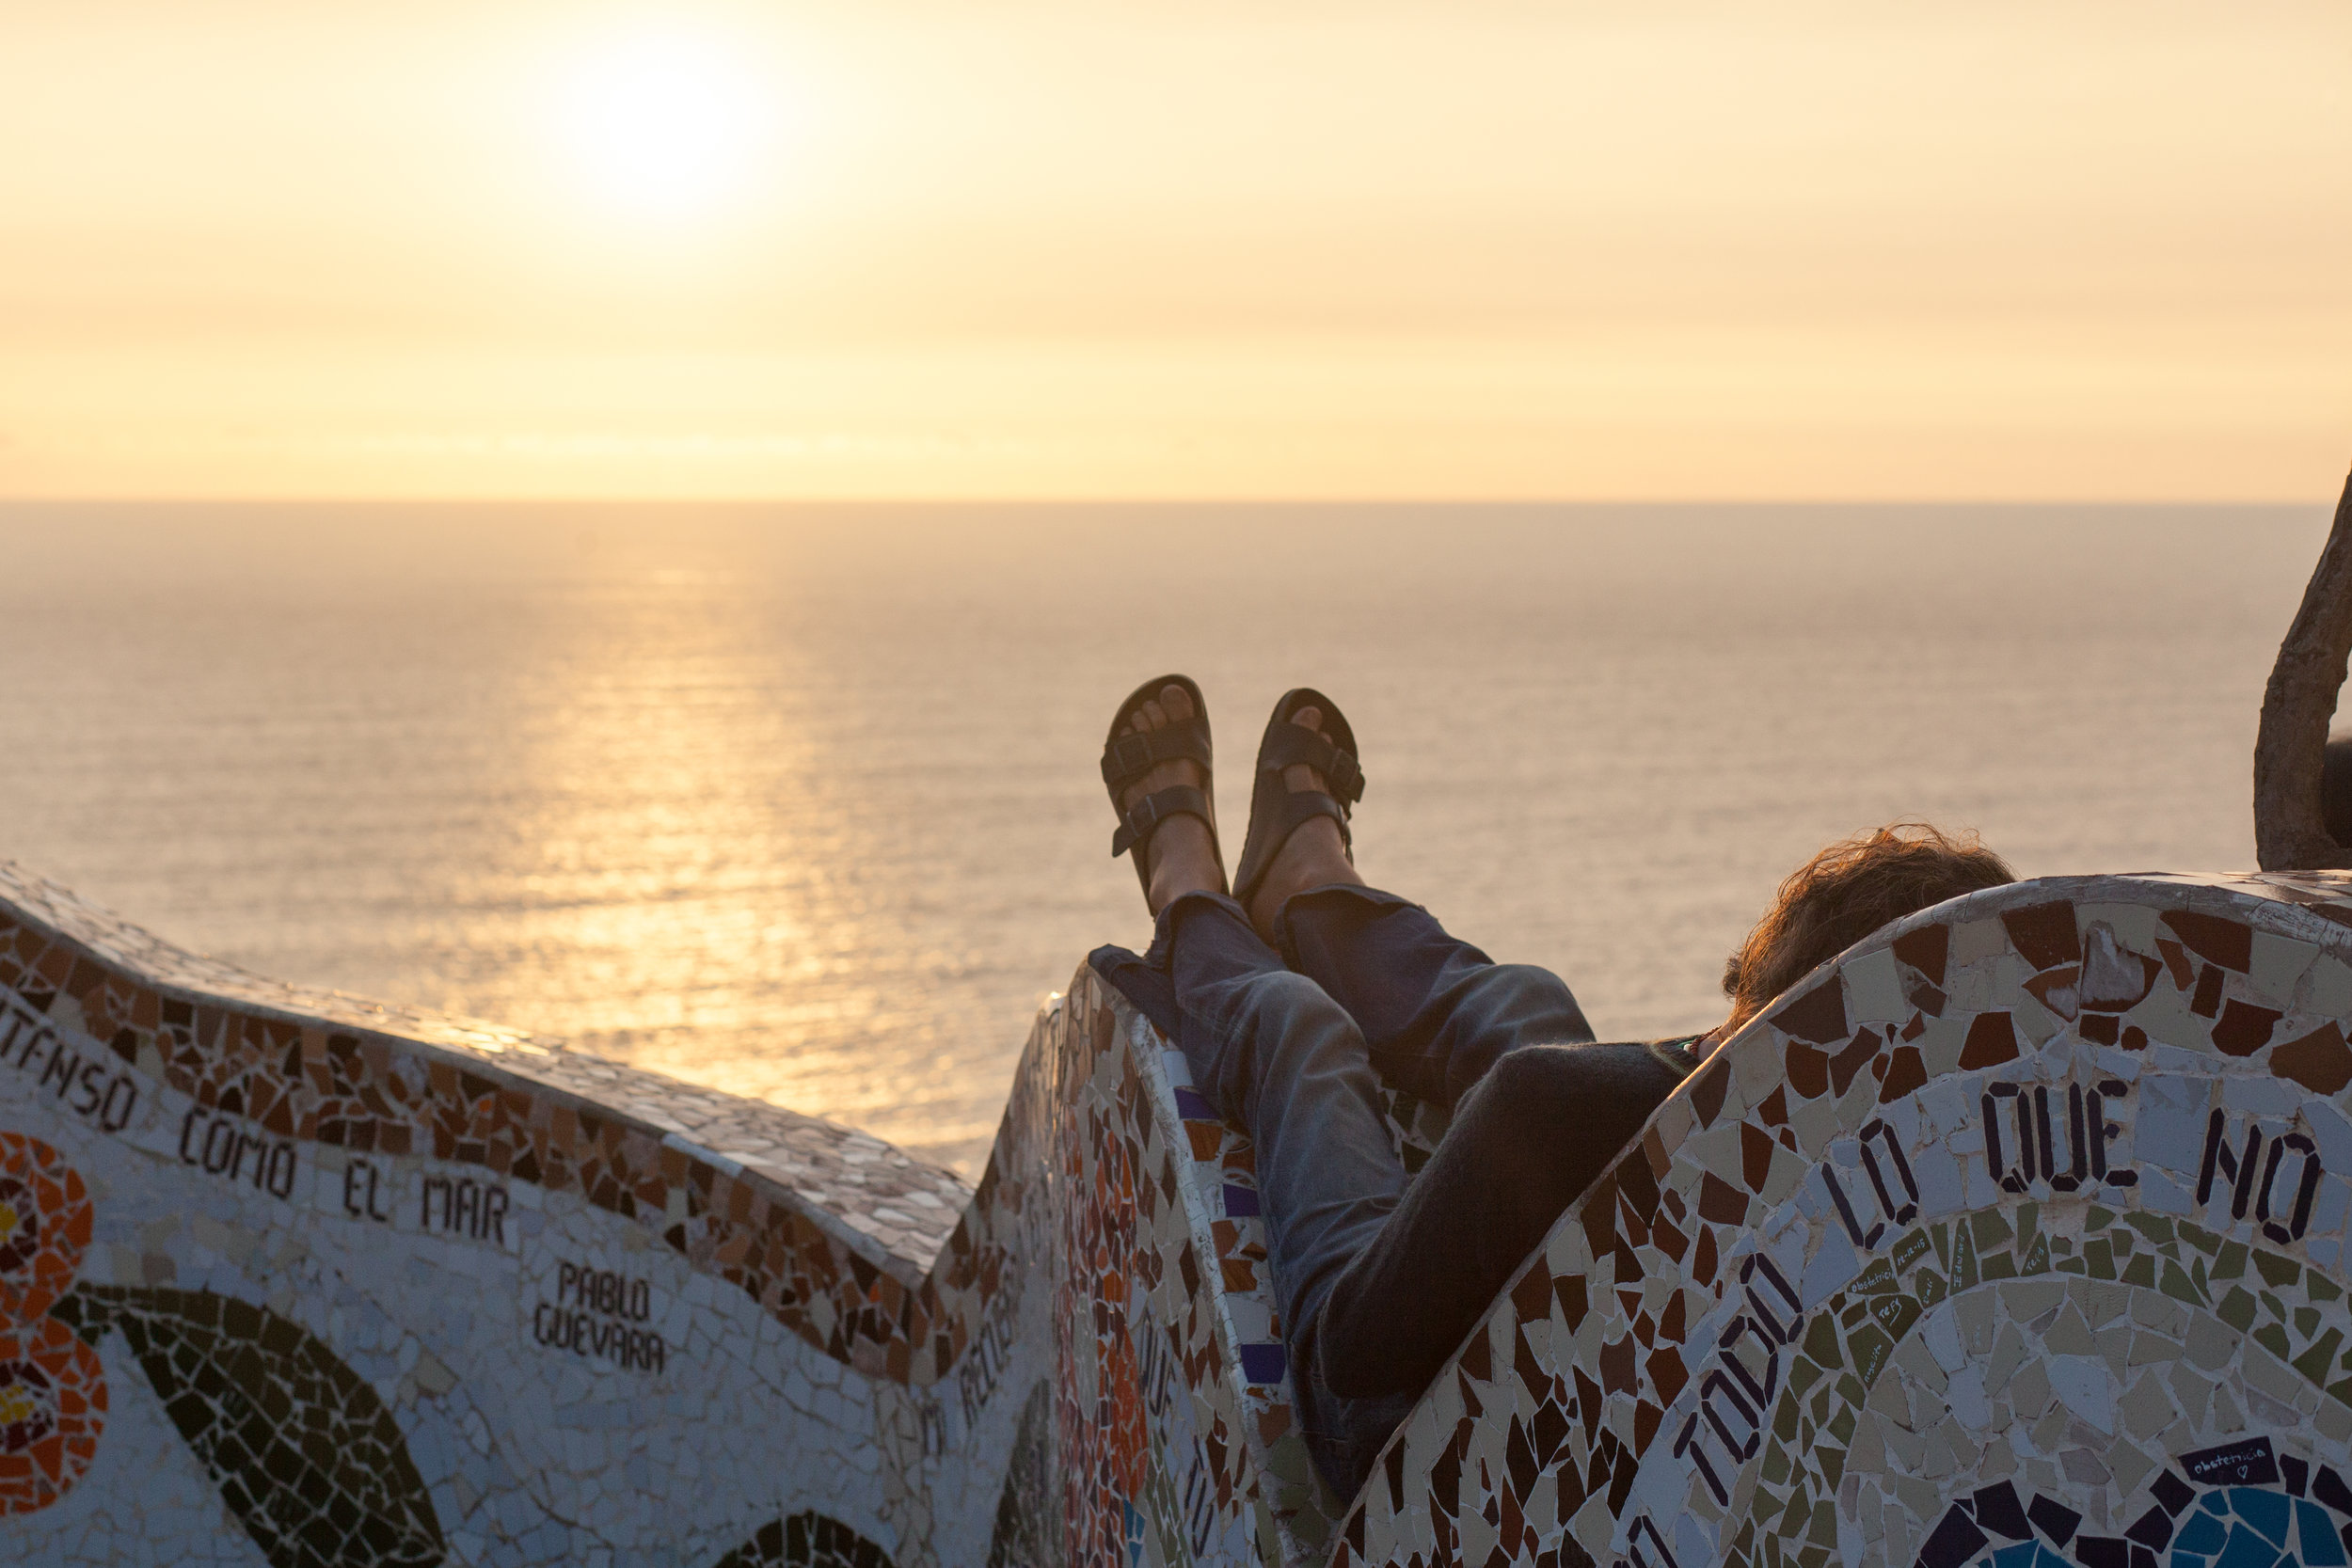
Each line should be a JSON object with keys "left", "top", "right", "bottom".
{"left": 21, "top": 856, "right": 2352, "bottom": 1568}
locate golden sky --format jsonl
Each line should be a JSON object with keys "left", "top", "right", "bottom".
{"left": 4, "top": 0, "right": 2347, "bottom": 500}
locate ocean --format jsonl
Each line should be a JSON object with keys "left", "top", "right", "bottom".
{"left": 0, "top": 502, "right": 2327, "bottom": 1176}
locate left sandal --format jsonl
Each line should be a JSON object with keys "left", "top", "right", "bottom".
{"left": 1231, "top": 687, "right": 1366, "bottom": 916}
{"left": 1101, "top": 673, "right": 1225, "bottom": 902}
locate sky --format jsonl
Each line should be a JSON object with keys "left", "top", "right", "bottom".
{"left": 3, "top": 0, "right": 2348, "bottom": 501}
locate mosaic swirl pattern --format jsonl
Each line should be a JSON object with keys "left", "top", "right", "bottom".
{"left": 1327, "top": 871, "right": 2352, "bottom": 1568}
{"left": 11, "top": 852, "right": 2352, "bottom": 1566}
{"left": 0, "top": 856, "right": 1326, "bottom": 1564}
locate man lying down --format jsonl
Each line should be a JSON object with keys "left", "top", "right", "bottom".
{"left": 1087, "top": 675, "right": 2015, "bottom": 1502}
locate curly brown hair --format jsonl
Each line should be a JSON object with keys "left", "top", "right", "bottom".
{"left": 1722, "top": 822, "right": 2014, "bottom": 1028}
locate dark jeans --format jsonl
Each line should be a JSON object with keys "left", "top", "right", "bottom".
{"left": 1142, "top": 884, "right": 1687, "bottom": 1504}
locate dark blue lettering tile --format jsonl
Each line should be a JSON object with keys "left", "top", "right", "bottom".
{"left": 2183, "top": 1437, "right": 2279, "bottom": 1488}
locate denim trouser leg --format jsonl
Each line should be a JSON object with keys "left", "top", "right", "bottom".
{"left": 1149, "top": 891, "right": 1417, "bottom": 1500}
{"left": 1278, "top": 884, "right": 1597, "bottom": 1107}
{"left": 1155, "top": 891, "right": 1403, "bottom": 1345}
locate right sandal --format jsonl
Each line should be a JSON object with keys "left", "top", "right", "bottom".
{"left": 1231, "top": 687, "right": 1367, "bottom": 916}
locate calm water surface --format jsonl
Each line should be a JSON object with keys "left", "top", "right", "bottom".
{"left": 0, "top": 503, "right": 2326, "bottom": 1175}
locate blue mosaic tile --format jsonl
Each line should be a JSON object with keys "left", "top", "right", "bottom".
{"left": 2300, "top": 1499, "right": 2351, "bottom": 1566}
{"left": 2207, "top": 1523, "right": 2287, "bottom": 1568}
{"left": 1237, "top": 1342, "right": 1286, "bottom": 1385}
{"left": 2178, "top": 1508, "right": 2232, "bottom": 1554}
{"left": 2239, "top": 1489, "right": 2294, "bottom": 1548}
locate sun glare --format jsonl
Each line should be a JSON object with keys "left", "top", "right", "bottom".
{"left": 554, "top": 26, "right": 780, "bottom": 224}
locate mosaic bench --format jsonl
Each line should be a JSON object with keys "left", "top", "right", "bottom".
{"left": 8, "top": 860, "right": 2352, "bottom": 1568}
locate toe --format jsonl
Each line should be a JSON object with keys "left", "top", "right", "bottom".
{"left": 1119, "top": 686, "right": 1210, "bottom": 813}
{"left": 1284, "top": 704, "right": 1328, "bottom": 793}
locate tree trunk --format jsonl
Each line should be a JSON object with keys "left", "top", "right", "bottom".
{"left": 2255, "top": 467, "right": 2352, "bottom": 870}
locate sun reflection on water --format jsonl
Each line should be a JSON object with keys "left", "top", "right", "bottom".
{"left": 0, "top": 504, "right": 2321, "bottom": 1178}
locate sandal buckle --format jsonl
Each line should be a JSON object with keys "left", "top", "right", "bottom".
{"left": 1111, "top": 794, "right": 1166, "bottom": 858}
{"left": 1326, "top": 749, "right": 1364, "bottom": 803}
{"left": 1102, "top": 732, "right": 1155, "bottom": 785}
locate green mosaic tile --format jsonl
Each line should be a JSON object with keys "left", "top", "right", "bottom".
{"left": 2254, "top": 1249, "right": 2300, "bottom": 1289}
{"left": 1950, "top": 1221, "right": 1981, "bottom": 1291}
{"left": 1726, "top": 1202, "right": 2352, "bottom": 1568}
{"left": 1870, "top": 1294, "right": 1922, "bottom": 1341}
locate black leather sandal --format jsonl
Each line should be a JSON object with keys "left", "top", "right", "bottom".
{"left": 1231, "top": 687, "right": 1366, "bottom": 915}
{"left": 1101, "top": 674, "right": 1224, "bottom": 900}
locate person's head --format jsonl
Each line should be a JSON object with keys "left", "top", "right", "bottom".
{"left": 1720, "top": 822, "right": 2014, "bottom": 1032}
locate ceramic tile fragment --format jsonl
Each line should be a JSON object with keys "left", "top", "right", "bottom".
{"left": 21, "top": 858, "right": 2352, "bottom": 1568}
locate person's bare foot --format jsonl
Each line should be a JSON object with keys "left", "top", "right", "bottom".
{"left": 1114, "top": 683, "right": 1227, "bottom": 914}
{"left": 1246, "top": 704, "right": 1366, "bottom": 936}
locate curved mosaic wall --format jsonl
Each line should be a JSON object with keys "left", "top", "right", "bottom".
{"left": 6, "top": 859, "right": 2352, "bottom": 1568}
{"left": 1332, "top": 869, "right": 2352, "bottom": 1568}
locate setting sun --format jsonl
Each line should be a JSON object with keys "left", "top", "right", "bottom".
{"left": 551, "top": 24, "right": 782, "bottom": 223}
{"left": 0, "top": 1, "right": 2344, "bottom": 498}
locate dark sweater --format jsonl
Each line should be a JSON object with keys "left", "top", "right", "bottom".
{"left": 1311, "top": 1035, "right": 1700, "bottom": 1398}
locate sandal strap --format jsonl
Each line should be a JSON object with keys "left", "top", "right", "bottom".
{"left": 1100, "top": 725, "right": 1212, "bottom": 790}
{"left": 1279, "top": 789, "right": 1351, "bottom": 847}
{"left": 1111, "top": 784, "right": 1213, "bottom": 859}
{"left": 1230, "top": 789, "right": 1349, "bottom": 911}
{"left": 1257, "top": 724, "right": 1365, "bottom": 805}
